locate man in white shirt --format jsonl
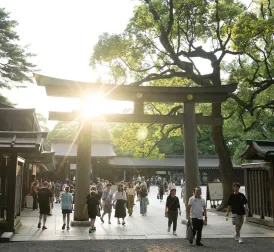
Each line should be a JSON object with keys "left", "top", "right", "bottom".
{"left": 187, "top": 187, "right": 207, "bottom": 246}
{"left": 168, "top": 179, "right": 176, "bottom": 192}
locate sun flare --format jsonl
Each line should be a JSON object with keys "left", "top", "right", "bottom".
{"left": 81, "top": 93, "right": 106, "bottom": 118}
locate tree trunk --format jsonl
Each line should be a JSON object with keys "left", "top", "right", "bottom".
{"left": 212, "top": 103, "right": 233, "bottom": 211}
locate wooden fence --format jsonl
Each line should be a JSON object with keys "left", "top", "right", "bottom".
{"left": 243, "top": 163, "right": 274, "bottom": 221}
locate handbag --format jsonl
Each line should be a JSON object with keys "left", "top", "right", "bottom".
{"left": 83, "top": 204, "right": 89, "bottom": 219}
{"left": 186, "top": 219, "right": 194, "bottom": 243}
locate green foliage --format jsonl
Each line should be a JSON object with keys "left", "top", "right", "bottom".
{"left": 36, "top": 113, "right": 50, "bottom": 132}
{"left": 91, "top": 0, "right": 274, "bottom": 162}
{"left": 0, "top": 8, "right": 36, "bottom": 89}
{"left": 44, "top": 121, "right": 111, "bottom": 151}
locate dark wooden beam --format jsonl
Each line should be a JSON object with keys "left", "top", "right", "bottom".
{"left": 48, "top": 111, "right": 223, "bottom": 125}
{"left": 34, "top": 73, "right": 237, "bottom": 102}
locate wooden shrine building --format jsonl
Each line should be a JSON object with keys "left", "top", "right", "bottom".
{"left": 241, "top": 140, "right": 274, "bottom": 227}
{"left": 51, "top": 139, "right": 116, "bottom": 181}
{"left": 0, "top": 108, "right": 52, "bottom": 233}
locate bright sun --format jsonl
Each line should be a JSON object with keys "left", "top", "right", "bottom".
{"left": 81, "top": 93, "right": 106, "bottom": 118}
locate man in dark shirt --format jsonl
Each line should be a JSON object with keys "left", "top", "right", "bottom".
{"left": 226, "top": 182, "right": 248, "bottom": 244}
{"left": 37, "top": 181, "right": 53, "bottom": 230}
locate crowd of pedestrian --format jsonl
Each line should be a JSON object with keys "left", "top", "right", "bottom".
{"left": 30, "top": 176, "right": 249, "bottom": 247}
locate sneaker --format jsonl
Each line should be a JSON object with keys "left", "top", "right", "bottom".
{"left": 122, "top": 221, "right": 125, "bottom": 226}
{"left": 239, "top": 237, "right": 243, "bottom": 244}
{"left": 88, "top": 227, "right": 93, "bottom": 233}
{"left": 67, "top": 226, "right": 70, "bottom": 230}
{"left": 196, "top": 242, "right": 204, "bottom": 246}
{"left": 37, "top": 222, "right": 41, "bottom": 229}
{"left": 100, "top": 217, "right": 104, "bottom": 223}
{"left": 62, "top": 224, "right": 66, "bottom": 230}
{"left": 92, "top": 226, "right": 96, "bottom": 230}
{"left": 234, "top": 233, "right": 239, "bottom": 241}
{"left": 108, "top": 221, "right": 111, "bottom": 224}
{"left": 167, "top": 227, "right": 171, "bottom": 232}
{"left": 173, "top": 231, "right": 177, "bottom": 236}
{"left": 118, "top": 220, "right": 121, "bottom": 224}
{"left": 42, "top": 226, "right": 47, "bottom": 230}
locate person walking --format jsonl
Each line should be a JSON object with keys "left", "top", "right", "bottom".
{"left": 37, "top": 181, "right": 53, "bottom": 230}
{"left": 140, "top": 185, "right": 148, "bottom": 216}
{"left": 97, "top": 179, "right": 104, "bottom": 200}
{"left": 31, "top": 182, "right": 38, "bottom": 210}
{"left": 61, "top": 186, "right": 73, "bottom": 230}
{"left": 226, "top": 182, "right": 248, "bottom": 244}
{"left": 187, "top": 187, "right": 207, "bottom": 246}
{"left": 113, "top": 184, "right": 127, "bottom": 225}
{"left": 86, "top": 190, "right": 100, "bottom": 233}
{"left": 158, "top": 181, "right": 165, "bottom": 202}
{"left": 146, "top": 179, "right": 151, "bottom": 193}
{"left": 168, "top": 179, "right": 176, "bottom": 194}
{"left": 100, "top": 183, "right": 113, "bottom": 224}
{"left": 166, "top": 188, "right": 181, "bottom": 236}
{"left": 126, "top": 182, "right": 135, "bottom": 216}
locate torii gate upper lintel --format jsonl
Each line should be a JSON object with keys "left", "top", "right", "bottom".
{"left": 34, "top": 73, "right": 237, "bottom": 221}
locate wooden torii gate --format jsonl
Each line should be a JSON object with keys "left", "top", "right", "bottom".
{"left": 34, "top": 73, "right": 237, "bottom": 221}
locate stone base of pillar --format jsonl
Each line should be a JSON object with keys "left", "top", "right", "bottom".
{"left": 71, "top": 221, "right": 90, "bottom": 227}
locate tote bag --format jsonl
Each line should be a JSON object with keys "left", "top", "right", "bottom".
{"left": 186, "top": 220, "right": 193, "bottom": 243}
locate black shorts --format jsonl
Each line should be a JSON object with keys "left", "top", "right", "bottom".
{"left": 89, "top": 215, "right": 96, "bottom": 220}
{"left": 62, "top": 209, "right": 72, "bottom": 214}
{"left": 39, "top": 205, "right": 50, "bottom": 215}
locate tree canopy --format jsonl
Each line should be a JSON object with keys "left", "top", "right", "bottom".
{"left": 0, "top": 8, "right": 35, "bottom": 92}
{"left": 90, "top": 0, "right": 274, "bottom": 209}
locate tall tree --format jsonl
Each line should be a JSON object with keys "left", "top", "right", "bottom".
{"left": 0, "top": 8, "right": 35, "bottom": 91}
{"left": 91, "top": 0, "right": 274, "bottom": 209}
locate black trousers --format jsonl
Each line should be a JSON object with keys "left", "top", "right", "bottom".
{"left": 159, "top": 192, "right": 164, "bottom": 200}
{"left": 33, "top": 193, "right": 38, "bottom": 210}
{"left": 168, "top": 210, "right": 178, "bottom": 231}
{"left": 192, "top": 218, "right": 203, "bottom": 243}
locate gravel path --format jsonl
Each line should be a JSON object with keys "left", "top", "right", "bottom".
{"left": 1, "top": 238, "right": 274, "bottom": 252}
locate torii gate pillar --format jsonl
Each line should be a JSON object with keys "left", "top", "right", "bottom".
{"left": 74, "top": 120, "right": 92, "bottom": 221}
{"left": 184, "top": 102, "right": 199, "bottom": 204}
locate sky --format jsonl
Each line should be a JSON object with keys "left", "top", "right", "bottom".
{"left": 1, "top": 0, "right": 253, "bottom": 129}
{"left": 1, "top": 0, "right": 137, "bottom": 127}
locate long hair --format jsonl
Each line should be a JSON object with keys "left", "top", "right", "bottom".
{"left": 118, "top": 184, "right": 123, "bottom": 192}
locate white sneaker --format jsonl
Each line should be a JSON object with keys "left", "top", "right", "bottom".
{"left": 167, "top": 227, "right": 170, "bottom": 232}
{"left": 173, "top": 231, "right": 177, "bottom": 236}
{"left": 239, "top": 237, "right": 243, "bottom": 244}
{"left": 234, "top": 233, "right": 239, "bottom": 241}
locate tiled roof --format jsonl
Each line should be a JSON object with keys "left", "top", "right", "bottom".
{"left": 108, "top": 156, "right": 241, "bottom": 169}
{"left": 0, "top": 131, "right": 47, "bottom": 153}
{"left": 241, "top": 140, "right": 274, "bottom": 161}
{"left": 51, "top": 140, "right": 116, "bottom": 157}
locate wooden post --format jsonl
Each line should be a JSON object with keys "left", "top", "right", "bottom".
{"left": 74, "top": 120, "right": 92, "bottom": 221}
{"left": 7, "top": 153, "right": 17, "bottom": 232}
{"left": 184, "top": 102, "right": 199, "bottom": 209}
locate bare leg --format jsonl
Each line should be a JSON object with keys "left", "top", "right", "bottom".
{"left": 67, "top": 214, "right": 70, "bottom": 227}
{"left": 63, "top": 214, "right": 66, "bottom": 224}
{"left": 43, "top": 215, "right": 47, "bottom": 227}
{"left": 90, "top": 218, "right": 95, "bottom": 227}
